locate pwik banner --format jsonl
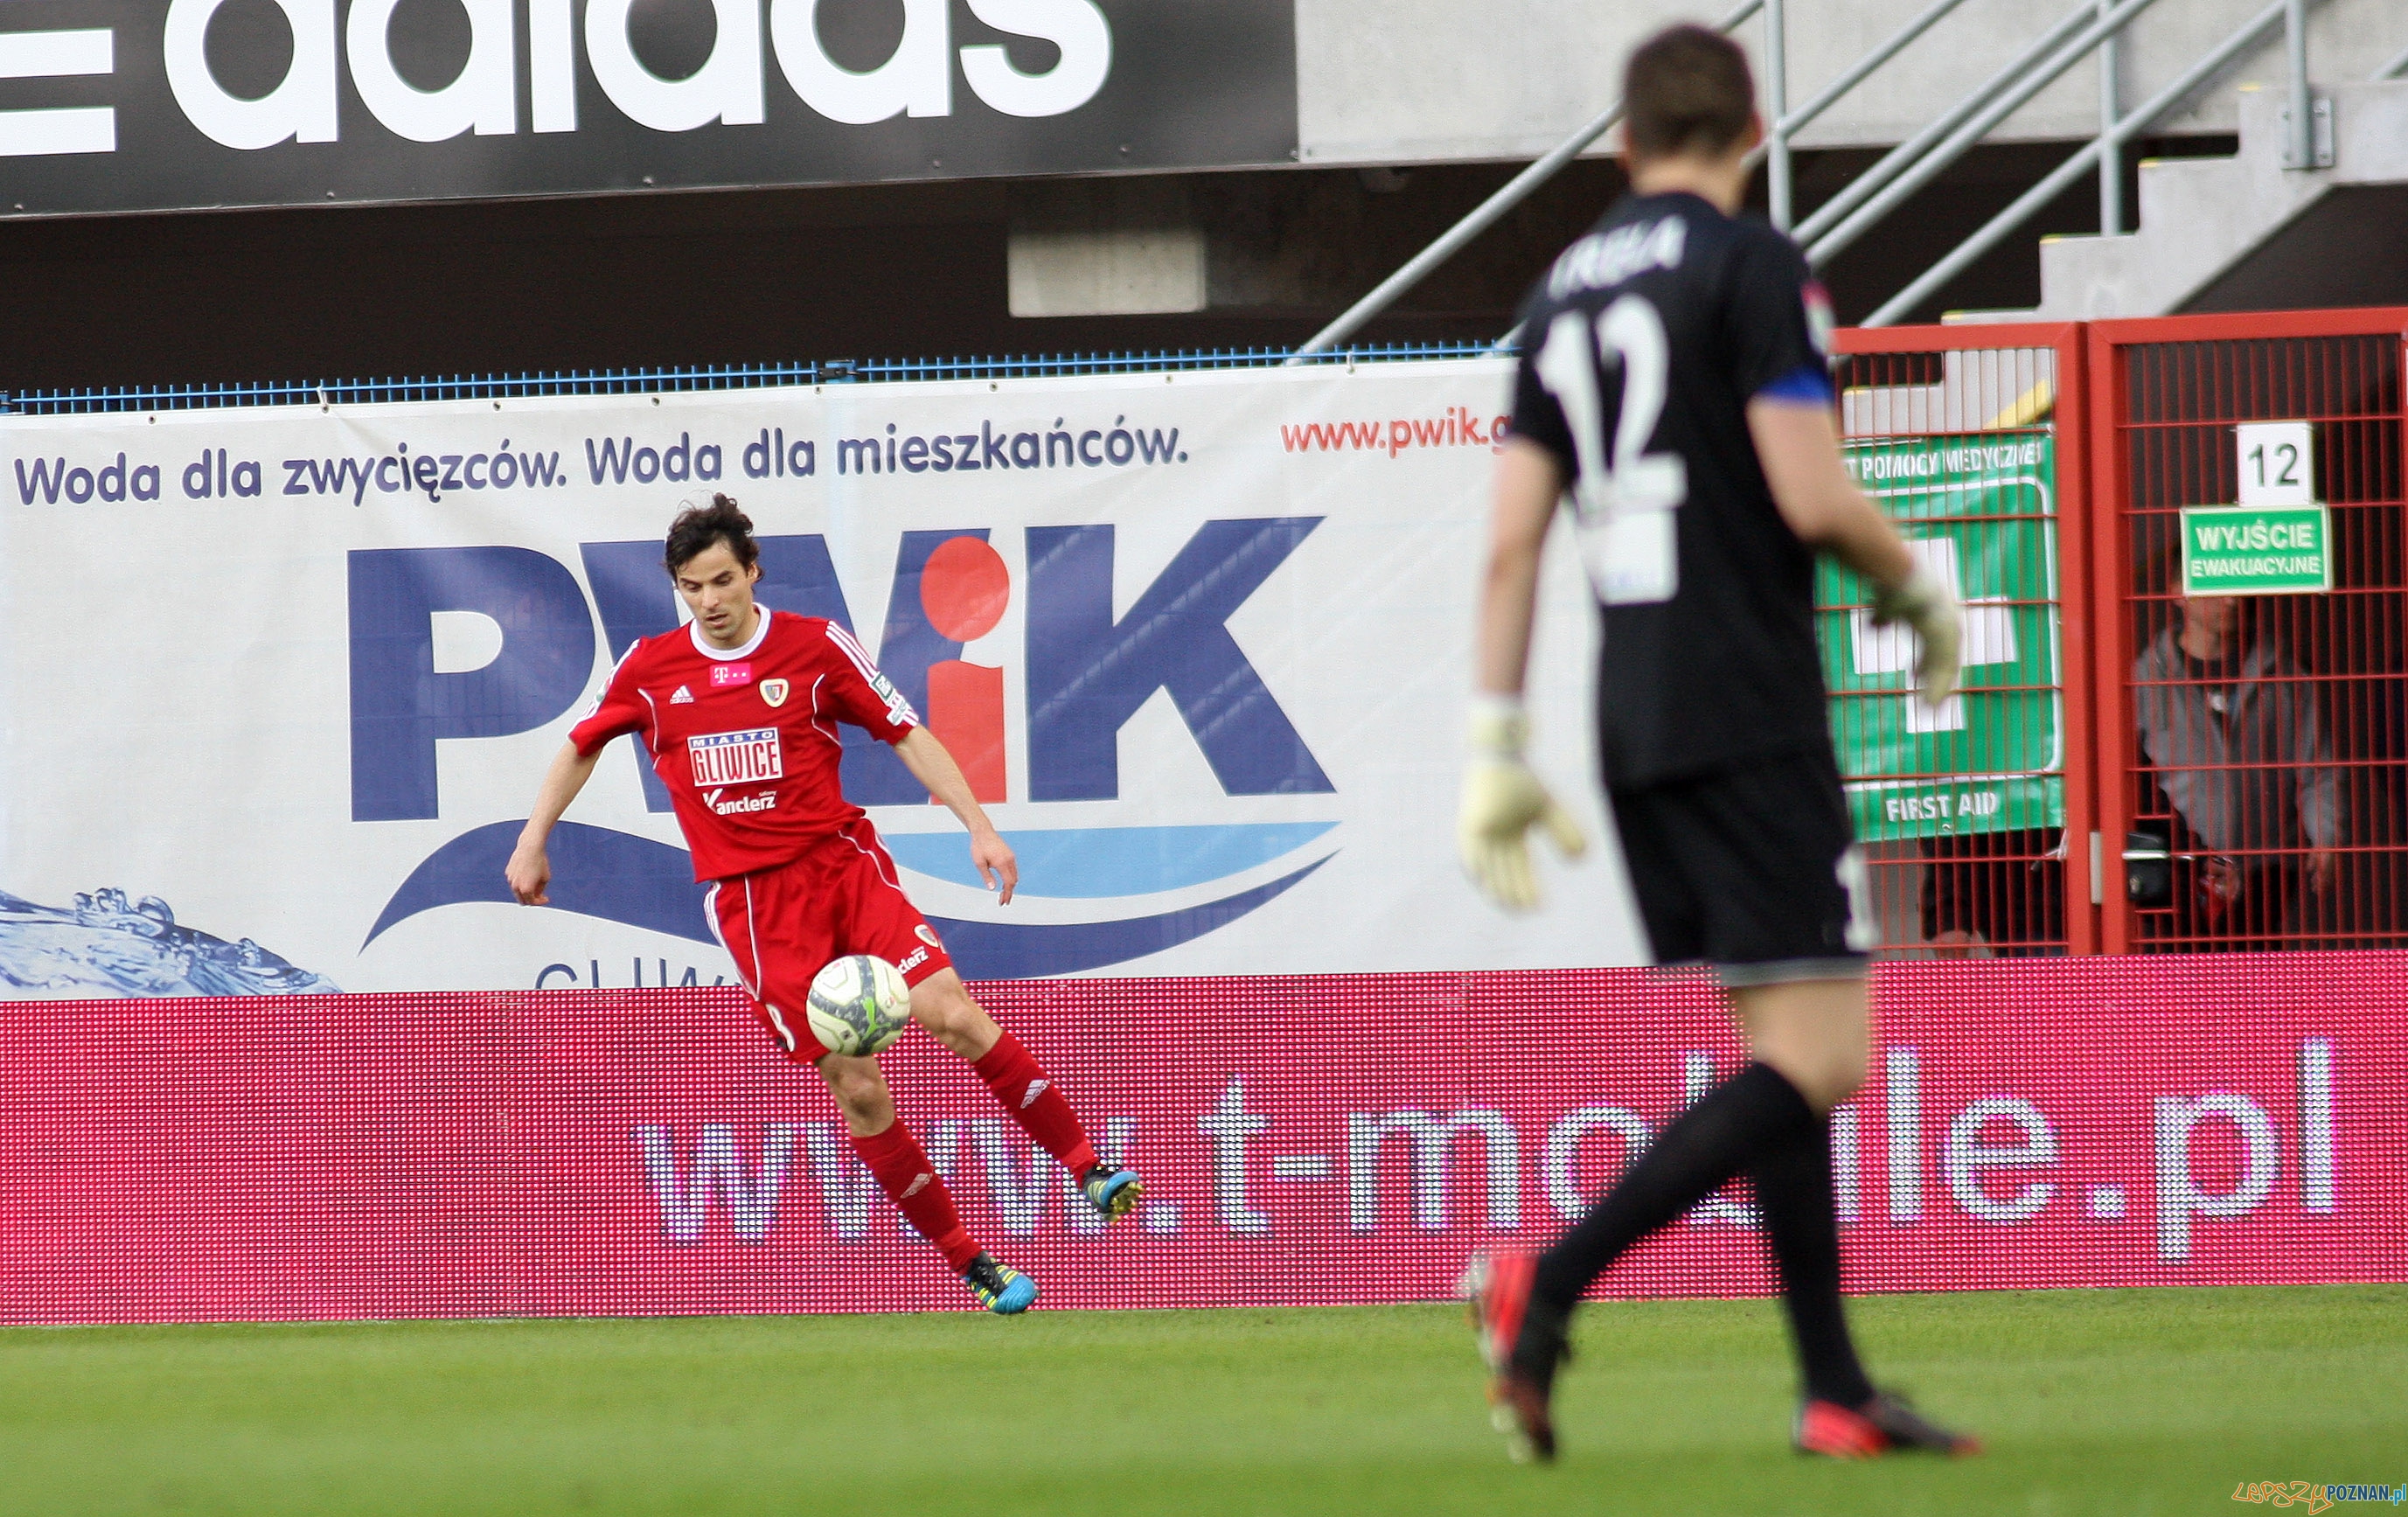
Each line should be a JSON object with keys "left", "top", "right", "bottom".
{"left": 0, "top": 360, "right": 1640, "bottom": 997}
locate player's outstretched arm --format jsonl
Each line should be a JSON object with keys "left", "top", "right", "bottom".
{"left": 1459, "top": 439, "right": 1589, "bottom": 912}
{"left": 1473, "top": 439, "right": 1563, "bottom": 699}
{"left": 506, "top": 741, "right": 603, "bottom": 906}
{"left": 893, "top": 727, "right": 1018, "bottom": 904}
{"left": 1750, "top": 398, "right": 1963, "bottom": 707}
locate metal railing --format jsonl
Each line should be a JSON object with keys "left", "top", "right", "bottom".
{"left": 1860, "top": 0, "right": 2301, "bottom": 326}
{"left": 1283, "top": 0, "right": 1765, "bottom": 363}
{"left": 1298, "top": 0, "right": 2391, "bottom": 351}
{"left": 1784, "top": 0, "right": 2115, "bottom": 251}
{"left": 1753, "top": 0, "right": 1980, "bottom": 231}
{"left": 1799, "top": 0, "right": 2169, "bottom": 268}
{"left": 2099, "top": 0, "right": 2124, "bottom": 236}
{"left": 1856, "top": 0, "right": 2408, "bottom": 324}
{"left": 0, "top": 343, "right": 1498, "bottom": 416}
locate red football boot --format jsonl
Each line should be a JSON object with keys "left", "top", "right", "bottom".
{"left": 1459, "top": 1253, "right": 1570, "bottom": 1464}
{"left": 1796, "top": 1393, "right": 1982, "bottom": 1458}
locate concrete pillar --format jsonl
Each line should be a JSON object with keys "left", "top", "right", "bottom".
{"left": 1006, "top": 179, "right": 1206, "bottom": 317}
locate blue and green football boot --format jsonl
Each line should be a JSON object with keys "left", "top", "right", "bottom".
{"left": 1080, "top": 1164, "right": 1145, "bottom": 1221}
{"left": 960, "top": 1252, "right": 1038, "bottom": 1314}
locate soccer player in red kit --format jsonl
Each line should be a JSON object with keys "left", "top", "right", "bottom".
{"left": 505, "top": 495, "right": 1142, "bottom": 1312}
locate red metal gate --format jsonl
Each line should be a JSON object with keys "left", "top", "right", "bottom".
{"left": 2086, "top": 309, "right": 2408, "bottom": 953}
{"left": 1831, "top": 323, "right": 2097, "bottom": 956}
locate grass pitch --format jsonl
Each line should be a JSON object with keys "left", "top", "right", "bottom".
{"left": 0, "top": 1286, "right": 2398, "bottom": 1515}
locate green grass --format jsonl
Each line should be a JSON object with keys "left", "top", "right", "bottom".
{"left": 0, "top": 1287, "right": 2400, "bottom": 1515}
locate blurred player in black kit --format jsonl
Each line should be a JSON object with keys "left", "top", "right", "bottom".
{"left": 1457, "top": 24, "right": 1980, "bottom": 1464}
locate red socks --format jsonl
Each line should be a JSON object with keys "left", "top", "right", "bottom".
{"left": 850, "top": 1033, "right": 1095, "bottom": 1274}
{"left": 851, "top": 1120, "right": 980, "bottom": 1270}
{"left": 972, "top": 1030, "right": 1100, "bottom": 1176}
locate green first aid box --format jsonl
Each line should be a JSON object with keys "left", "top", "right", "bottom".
{"left": 2179, "top": 505, "right": 2334, "bottom": 595}
{"left": 1821, "top": 435, "right": 2064, "bottom": 843}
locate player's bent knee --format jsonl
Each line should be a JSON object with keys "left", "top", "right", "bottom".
{"left": 817, "top": 1054, "right": 895, "bottom": 1131}
{"left": 1815, "top": 1056, "right": 1868, "bottom": 1110}
{"left": 1731, "top": 978, "right": 1870, "bottom": 1113}
{"left": 1792, "top": 1047, "right": 1868, "bottom": 1113}
{"left": 908, "top": 971, "right": 999, "bottom": 1057}
{"left": 906, "top": 980, "right": 955, "bottom": 1027}
{"left": 1764, "top": 1044, "right": 1864, "bottom": 1111}
{"left": 1748, "top": 1044, "right": 1865, "bottom": 1114}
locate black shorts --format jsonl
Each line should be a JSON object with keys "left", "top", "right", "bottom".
{"left": 1608, "top": 746, "right": 1871, "bottom": 985}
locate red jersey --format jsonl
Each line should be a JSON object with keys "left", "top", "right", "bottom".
{"left": 569, "top": 609, "right": 919, "bottom": 881}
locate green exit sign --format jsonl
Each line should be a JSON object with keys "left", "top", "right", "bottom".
{"left": 2179, "top": 505, "right": 2333, "bottom": 595}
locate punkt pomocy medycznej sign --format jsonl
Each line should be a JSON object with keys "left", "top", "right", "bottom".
{"left": 1822, "top": 434, "right": 2064, "bottom": 843}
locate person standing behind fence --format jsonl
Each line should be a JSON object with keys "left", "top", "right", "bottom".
{"left": 1919, "top": 828, "right": 2066, "bottom": 956}
{"left": 2133, "top": 593, "right": 2341, "bottom": 944}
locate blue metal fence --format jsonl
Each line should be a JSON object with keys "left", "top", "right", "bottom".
{"left": 0, "top": 342, "right": 1504, "bottom": 416}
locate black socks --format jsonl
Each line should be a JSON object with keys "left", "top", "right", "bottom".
{"left": 1530, "top": 1061, "right": 1806, "bottom": 1309}
{"left": 1750, "top": 1100, "right": 1877, "bottom": 1406}
{"left": 1532, "top": 1060, "right": 1874, "bottom": 1407}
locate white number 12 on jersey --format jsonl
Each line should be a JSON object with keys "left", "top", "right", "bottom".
{"left": 1535, "top": 296, "right": 1688, "bottom": 604}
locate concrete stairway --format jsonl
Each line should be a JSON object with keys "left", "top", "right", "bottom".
{"left": 2009, "top": 77, "right": 2408, "bottom": 320}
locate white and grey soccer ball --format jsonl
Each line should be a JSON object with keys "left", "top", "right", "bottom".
{"left": 805, "top": 955, "right": 911, "bottom": 1056}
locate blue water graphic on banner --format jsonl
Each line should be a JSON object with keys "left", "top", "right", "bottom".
{"left": 0, "top": 887, "right": 338, "bottom": 997}
{"left": 924, "top": 857, "right": 1332, "bottom": 978}
{"left": 367, "top": 823, "right": 1334, "bottom": 978}
{"left": 880, "top": 823, "right": 1339, "bottom": 897}
{"left": 365, "top": 822, "right": 707, "bottom": 947}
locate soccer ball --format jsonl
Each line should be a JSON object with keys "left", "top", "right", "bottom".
{"left": 805, "top": 955, "right": 911, "bottom": 1056}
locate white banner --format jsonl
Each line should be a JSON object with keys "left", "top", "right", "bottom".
{"left": 0, "top": 360, "right": 1641, "bottom": 995}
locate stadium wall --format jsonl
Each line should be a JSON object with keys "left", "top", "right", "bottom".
{"left": 0, "top": 957, "right": 2398, "bottom": 1325}
{"left": 3, "top": 322, "right": 2404, "bottom": 1322}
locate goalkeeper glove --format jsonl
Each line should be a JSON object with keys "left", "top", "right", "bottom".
{"left": 1873, "top": 564, "right": 1963, "bottom": 709}
{"left": 1458, "top": 694, "right": 1587, "bottom": 912}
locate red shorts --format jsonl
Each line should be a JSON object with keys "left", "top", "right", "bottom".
{"left": 706, "top": 819, "right": 954, "bottom": 1062}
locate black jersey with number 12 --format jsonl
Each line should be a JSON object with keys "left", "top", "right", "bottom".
{"left": 1509, "top": 190, "right": 1839, "bottom": 790}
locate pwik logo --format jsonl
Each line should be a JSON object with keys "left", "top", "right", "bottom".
{"left": 353, "top": 520, "right": 1338, "bottom": 976}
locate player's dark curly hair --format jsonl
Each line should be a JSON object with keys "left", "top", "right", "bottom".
{"left": 1623, "top": 24, "right": 1756, "bottom": 160}
{"left": 664, "top": 493, "right": 760, "bottom": 575}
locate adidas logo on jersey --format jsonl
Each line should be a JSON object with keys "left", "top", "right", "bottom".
{"left": 671, "top": 685, "right": 694, "bottom": 704}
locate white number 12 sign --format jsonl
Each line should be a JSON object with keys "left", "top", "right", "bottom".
{"left": 2236, "top": 420, "right": 2316, "bottom": 506}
